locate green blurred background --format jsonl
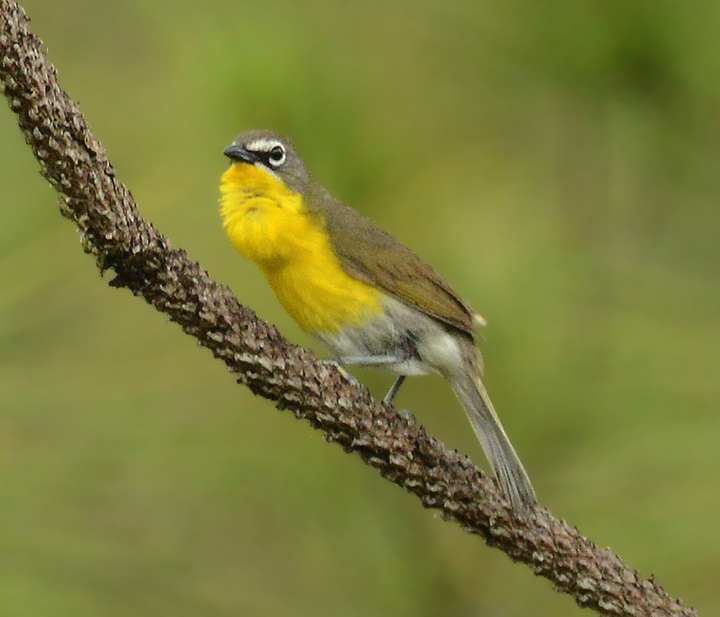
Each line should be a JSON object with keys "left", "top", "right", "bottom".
{"left": 2, "top": 0, "right": 719, "bottom": 615}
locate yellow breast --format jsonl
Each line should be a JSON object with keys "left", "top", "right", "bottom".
{"left": 219, "top": 163, "right": 383, "bottom": 334}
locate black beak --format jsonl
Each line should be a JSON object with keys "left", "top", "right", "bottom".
{"left": 223, "top": 143, "right": 257, "bottom": 163}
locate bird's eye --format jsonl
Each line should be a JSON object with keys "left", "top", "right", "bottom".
{"left": 268, "top": 145, "right": 286, "bottom": 166}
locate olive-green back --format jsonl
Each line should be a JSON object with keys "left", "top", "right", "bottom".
{"left": 305, "top": 180, "right": 478, "bottom": 336}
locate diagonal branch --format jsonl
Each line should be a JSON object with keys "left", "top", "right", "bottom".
{"left": 0, "top": 2, "right": 697, "bottom": 616}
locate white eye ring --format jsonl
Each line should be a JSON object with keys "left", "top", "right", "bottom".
{"left": 268, "top": 144, "right": 286, "bottom": 167}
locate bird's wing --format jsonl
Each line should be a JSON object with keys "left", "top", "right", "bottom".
{"left": 314, "top": 188, "right": 479, "bottom": 335}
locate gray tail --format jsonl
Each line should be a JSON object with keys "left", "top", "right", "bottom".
{"left": 450, "top": 372, "right": 536, "bottom": 513}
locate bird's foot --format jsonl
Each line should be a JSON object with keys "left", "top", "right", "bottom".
{"left": 320, "top": 359, "right": 361, "bottom": 387}
{"left": 397, "top": 408, "right": 418, "bottom": 425}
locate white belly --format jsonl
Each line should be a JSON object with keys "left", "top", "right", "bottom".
{"left": 313, "top": 295, "right": 468, "bottom": 378}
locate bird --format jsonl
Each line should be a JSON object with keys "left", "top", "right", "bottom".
{"left": 219, "top": 129, "right": 536, "bottom": 513}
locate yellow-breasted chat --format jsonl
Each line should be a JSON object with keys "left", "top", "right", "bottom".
{"left": 219, "top": 129, "right": 536, "bottom": 513}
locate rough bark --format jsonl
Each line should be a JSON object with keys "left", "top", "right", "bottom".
{"left": 0, "top": 2, "right": 697, "bottom": 615}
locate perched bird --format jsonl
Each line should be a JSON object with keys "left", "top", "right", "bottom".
{"left": 219, "top": 130, "right": 536, "bottom": 513}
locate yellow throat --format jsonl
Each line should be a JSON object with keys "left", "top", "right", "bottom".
{"left": 219, "top": 162, "right": 383, "bottom": 334}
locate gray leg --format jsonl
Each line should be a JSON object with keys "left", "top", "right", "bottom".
{"left": 331, "top": 356, "right": 415, "bottom": 422}
{"left": 383, "top": 375, "right": 406, "bottom": 405}
{"left": 334, "top": 354, "right": 405, "bottom": 367}
{"left": 319, "top": 359, "right": 361, "bottom": 386}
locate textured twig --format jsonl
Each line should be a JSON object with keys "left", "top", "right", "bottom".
{"left": 0, "top": 2, "right": 697, "bottom": 615}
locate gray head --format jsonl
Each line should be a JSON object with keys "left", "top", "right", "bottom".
{"left": 223, "top": 130, "right": 309, "bottom": 194}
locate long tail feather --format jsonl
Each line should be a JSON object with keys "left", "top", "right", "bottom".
{"left": 450, "top": 372, "right": 536, "bottom": 514}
